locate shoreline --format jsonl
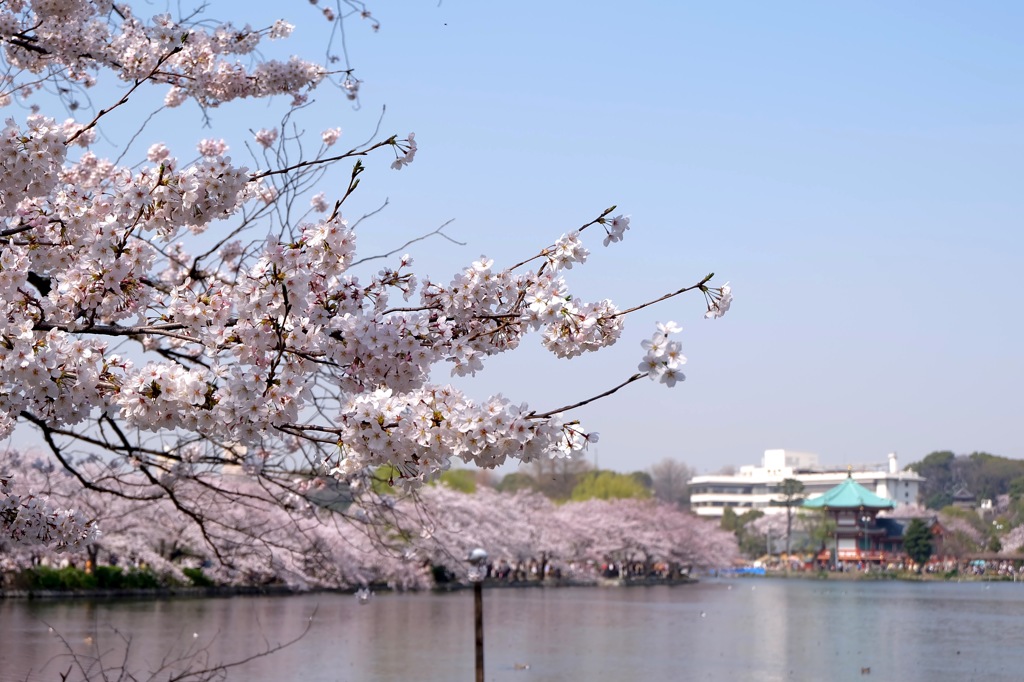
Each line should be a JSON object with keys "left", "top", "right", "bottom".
{"left": 8, "top": 569, "right": 1020, "bottom": 601}
{"left": 0, "top": 575, "right": 700, "bottom": 601}
{"left": 735, "top": 569, "right": 1023, "bottom": 583}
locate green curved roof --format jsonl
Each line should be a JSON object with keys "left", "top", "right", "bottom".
{"left": 802, "top": 475, "right": 896, "bottom": 510}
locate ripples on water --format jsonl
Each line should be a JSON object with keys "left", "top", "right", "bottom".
{"left": 1, "top": 579, "right": 1021, "bottom": 682}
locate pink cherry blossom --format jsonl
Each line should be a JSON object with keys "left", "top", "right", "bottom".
{"left": 0, "top": 1, "right": 730, "bottom": 559}
{"left": 321, "top": 127, "right": 342, "bottom": 146}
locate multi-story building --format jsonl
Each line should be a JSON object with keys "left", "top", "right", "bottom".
{"left": 688, "top": 449, "right": 923, "bottom": 518}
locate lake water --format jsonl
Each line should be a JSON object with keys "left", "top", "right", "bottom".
{"left": 2, "top": 578, "right": 1022, "bottom": 681}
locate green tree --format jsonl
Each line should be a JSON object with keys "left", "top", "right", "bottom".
{"left": 772, "top": 478, "right": 806, "bottom": 560}
{"left": 909, "top": 450, "right": 1024, "bottom": 509}
{"left": 495, "top": 472, "right": 538, "bottom": 494}
{"left": 908, "top": 451, "right": 955, "bottom": 509}
{"left": 370, "top": 465, "right": 398, "bottom": 496}
{"left": 903, "top": 518, "right": 934, "bottom": 573}
{"left": 966, "top": 452, "right": 1024, "bottom": 501}
{"left": 806, "top": 510, "right": 837, "bottom": 559}
{"left": 438, "top": 469, "right": 477, "bottom": 493}
{"left": 630, "top": 471, "right": 654, "bottom": 491}
{"left": 720, "top": 507, "right": 739, "bottom": 533}
{"left": 720, "top": 508, "right": 765, "bottom": 558}
{"left": 570, "top": 471, "right": 651, "bottom": 501}
{"left": 1008, "top": 476, "right": 1024, "bottom": 502}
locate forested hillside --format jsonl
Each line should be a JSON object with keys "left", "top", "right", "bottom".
{"left": 908, "top": 451, "right": 1024, "bottom": 509}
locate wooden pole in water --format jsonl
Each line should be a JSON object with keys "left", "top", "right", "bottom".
{"left": 467, "top": 547, "right": 488, "bottom": 682}
{"left": 474, "top": 579, "right": 484, "bottom": 682}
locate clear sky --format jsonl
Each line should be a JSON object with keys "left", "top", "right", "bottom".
{"left": 18, "top": 2, "right": 1024, "bottom": 474}
{"left": 323, "top": 2, "right": 1024, "bottom": 473}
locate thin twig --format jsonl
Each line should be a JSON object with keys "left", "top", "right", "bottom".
{"left": 249, "top": 138, "right": 394, "bottom": 180}
{"left": 350, "top": 219, "right": 464, "bottom": 267}
{"left": 615, "top": 273, "right": 715, "bottom": 317}
{"left": 529, "top": 372, "right": 647, "bottom": 419}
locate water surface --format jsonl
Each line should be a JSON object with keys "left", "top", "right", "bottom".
{"left": 2, "top": 578, "right": 1021, "bottom": 681}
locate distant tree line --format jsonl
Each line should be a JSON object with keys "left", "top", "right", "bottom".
{"left": 907, "top": 451, "right": 1024, "bottom": 509}
{"left": 481, "top": 457, "right": 695, "bottom": 507}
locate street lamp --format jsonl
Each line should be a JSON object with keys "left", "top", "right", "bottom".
{"left": 467, "top": 547, "right": 488, "bottom": 682}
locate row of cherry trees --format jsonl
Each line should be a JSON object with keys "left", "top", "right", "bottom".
{"left": 1, "top": 451, "right": 739, "bottom": 588}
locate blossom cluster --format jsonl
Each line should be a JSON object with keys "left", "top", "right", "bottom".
{"left": 0, "top": 474, "right": 97, "bottom": 551}
{"left": 601, "top": 214, "right": 630, "bottom": 246}
{"left": 0, "top": 116, "right": 67, "bottom": 208}
{"left": 0, "top": 132, "right": 703, "bottom": 490}
{"left": 639, "top": 322, "right": 687, "bottom": 387}
{"left": 546, "top": 231, "right": 589, "bottom": 270}
{"left": 0, "top": 4, "right": 325, "bottom": 108}
{"left": 705, "top": 282, "right": 733, "bottom": 319}
{"left": 390, "top": 133, "right": 417, "bottom": 170}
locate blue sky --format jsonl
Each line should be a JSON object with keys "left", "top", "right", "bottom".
{"left": 21, "top": 2, "right": 1024, "bottom": 474}
{"left": 326, "top": 2, "right": 1023, "bottom": 473}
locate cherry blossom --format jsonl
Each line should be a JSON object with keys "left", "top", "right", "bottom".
{"left": 639, "top": 322, "right": 687, "bottom": 386}
{"left": 310, "top": 192, "right": 329, "bottom": 213}
{"left": 254, "top": 128, "right": 279, "bottom": 148}
{"left": 0, "top": 472, "right": 96, "bottom": 551}
{"left": 2, "top": 450, "right": 739, "bottom": 586}
{"left": 704, "top": 282, "right": 733, "bottom": 319}
{"left": 390, "top": 133, "right": 417, "bottom": 170}
{"left": 601, "top": 214, "right": 630, "bottom": 246}
{"left": 322, "top": 128, "right": 342, "bottom": 146}
{"left": 0, "top": 0, "right": 731, "bottom": 558}
{"left": 1000, "top": 525, "right": 1024, "bottom": 555}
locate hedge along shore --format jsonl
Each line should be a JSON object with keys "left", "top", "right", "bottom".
{"left": 1, "top": 574, "right": 701, "bottom": 600}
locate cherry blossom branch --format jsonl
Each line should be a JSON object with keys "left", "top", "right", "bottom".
{"left": 249, "top": 137, "right": 396, "bottom": 180}
{"left": 614, "top": 272, "right": 715, "bottom": 317}
{"left": 507, "top": 205, "right": 618, "bottom": 272}
{"left": 0, "top": 223, "right": 39, "bottom": 238}
{"left": 20, "top": 411, "right": 167, "bottom": 502}
{"left": 529, "top": 372, "right": 647, "bottom": 419}
{"left": 2, "top": 30, "right": 48, "bottom": 56}
{"left": 0, "top": 0, "right": 732, "bottom": 563}
{"left": 65, "top": 45, "right": 184, "bottom": 146}
{"left": 34, "top": 320, "right": 198, "bottom": 343}
{"left": 278, "top": 423, "right": 344, "bottom": 436}
{"left": 349, "top": 197, "right": 390, "bottom": 229}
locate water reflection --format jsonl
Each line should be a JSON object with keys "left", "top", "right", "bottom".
{"left": 2, "top": 580, "right": 1023, "bottom": 681}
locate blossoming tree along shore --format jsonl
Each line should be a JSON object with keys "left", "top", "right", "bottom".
{"left": 0, "top": 1, "right": 731, "bottom": 557}
{"left": 1, "top": 451, "right": 740, "bottom": 589}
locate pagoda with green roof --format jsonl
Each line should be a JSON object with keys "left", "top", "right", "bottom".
{"left": 803, "top": 471, "right": 896, "bottom": 567}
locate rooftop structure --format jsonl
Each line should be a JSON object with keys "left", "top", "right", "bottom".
{"left": 803, "top": 475, "right": 898, "bottom": 511}
{"left": 803, "top": 473, "right": 898, "bottom": 565}
{"left": 689, "top": 450, "right": 923, "bottom": 518}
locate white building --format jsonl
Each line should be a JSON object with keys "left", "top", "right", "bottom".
{"left": 688, "top": 449, "right": 923, "bottom": 518}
